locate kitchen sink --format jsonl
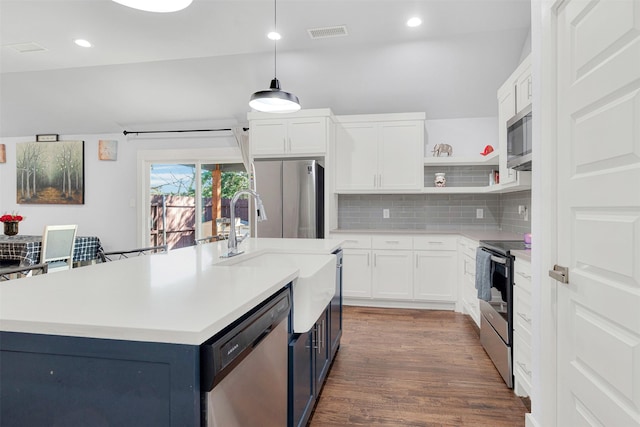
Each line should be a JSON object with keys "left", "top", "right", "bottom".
{"left": 217, "top": 252, "right": 336, "bottom": 333}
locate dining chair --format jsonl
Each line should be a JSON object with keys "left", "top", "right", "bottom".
{"left": 41, "top": 224, "right": 78, "bottom": 273}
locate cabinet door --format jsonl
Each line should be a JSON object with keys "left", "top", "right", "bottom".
{"left": 313, "top": 309, "right": 330, "bottom": 392}
{"left": 378, "top": 121, "right": 423, "bottom": 191}
{"left": 288, "top": 118, "right": 326, "bottom": 154}
{"left": 289, "top": 332, "right": 314, "bottom": 427}
{"left": 372, "top": 250, "right": 413, "bottom": 300}
{"left": 498, "top": 87, "right": 517, "bottom": 185}
{"left": 515, "top": 65, "right": 532, "bottom": 113}
{"left": 342, "top": 249, "right": 372, "bottom": 298}
{"left": 414, "top": 251, "right": 457, "bottom": 302}
{"left": 335, "top": 123, "right": 378, "bottom": 191}
{"left": 250, "top": 120, "right": 287, "bottom": 156}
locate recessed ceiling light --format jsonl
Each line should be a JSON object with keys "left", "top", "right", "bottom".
{"left": 112, "top": 0, "right": 192, "bottom": 13}
{"left": 74, "top": 39, "right": 92, "bottom": 48}
{"left": 407, "top": 17, "right": 422, "bottom": 27}
{"left": 267, "top": 31, "right": 281, "bottom": 41}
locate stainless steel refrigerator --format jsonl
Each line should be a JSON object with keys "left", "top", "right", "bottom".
{"left": 252, "top": 160, "right": 324, "bottom": 238}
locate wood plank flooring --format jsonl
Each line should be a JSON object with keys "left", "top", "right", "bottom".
{"left": 309, "top": 306, "right": 528, "bottom": 427}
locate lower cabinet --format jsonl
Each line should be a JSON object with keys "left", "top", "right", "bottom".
{"left": 338, "top": 233, "right": 458, "bottom": 307}
{"left": 457, "top": 237, "right": 481, "bottom": 327}
{"left": 289, "top": 250, "right": 342, "bottom": 427}
{"left": 513, "top": 257, "right": 532, "bottom": 397}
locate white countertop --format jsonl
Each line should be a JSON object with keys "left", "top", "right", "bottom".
{"left": 511, "top": 249, "right": 532, "bottom": 262}
{"left": 0, "top": 238, "right": 343, "bottom": 346}
{"left": 329, "top": 228, "right": 525, "bottom": 242}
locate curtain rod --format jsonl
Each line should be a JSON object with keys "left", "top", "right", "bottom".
{"left": 123, "top": 127, "right": 249, "bottom": 136}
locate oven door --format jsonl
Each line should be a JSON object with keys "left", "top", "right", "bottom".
{"left": 478, "top": 252, "right": 511, "bottom": 344}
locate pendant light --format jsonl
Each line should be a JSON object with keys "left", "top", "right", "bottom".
{"left": 112, "top": 0, "right": 192, "bottom": 13}
{"left": 249, "top": 0, "right": 301, "bottom": 113}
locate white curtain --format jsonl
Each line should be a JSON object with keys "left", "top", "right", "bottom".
{"left": 231, "top": 126, "right": 255, "bottom": 191}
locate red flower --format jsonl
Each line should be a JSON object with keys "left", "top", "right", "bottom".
{"left": 0, "top": 213, "right": 24, "bottom": 222}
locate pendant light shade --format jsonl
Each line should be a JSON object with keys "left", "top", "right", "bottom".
{"left": 249, "top": 0, "right": 300, "bottom": 113}
{"left": 250, "top": 79, "right": 301, "bottom": 113}
{"left": 112, "top": 0, "right": 192, "bottom": 13}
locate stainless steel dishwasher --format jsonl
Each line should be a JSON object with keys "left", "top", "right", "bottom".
{"left": 200, "top": 287, "right": 291, "bottom": 427}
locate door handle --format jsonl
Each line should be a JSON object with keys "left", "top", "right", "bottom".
{"left": 549, "top": 264, "right": 569, "bottom": 284}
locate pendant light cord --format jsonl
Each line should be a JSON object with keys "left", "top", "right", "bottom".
{"left": 273, "top": 0, "right": 277, "bottom": 78}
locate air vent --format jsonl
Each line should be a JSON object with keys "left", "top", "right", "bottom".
{"left": 307, "top": 25, "right": 348, "bottom": 39}
{"left": 5, "top": 42, "right": 47, "bottom": 53}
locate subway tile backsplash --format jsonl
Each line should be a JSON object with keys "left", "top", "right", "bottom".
{"left": 337, "top": 190, "right": 531, "bottom": 234}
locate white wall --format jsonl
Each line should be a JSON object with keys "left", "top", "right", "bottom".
{"left": 424, "top": 117, "right": 498, "bottom": 157}
{"left": 0, "top": 121, "right": 240, "bottom": 251}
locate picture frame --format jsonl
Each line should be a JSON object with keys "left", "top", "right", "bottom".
{"left": 36, "top": 134, "right": 59, "bottom": 142}
{"left": 16, "top": 140, "right": 85, "bottom": 205}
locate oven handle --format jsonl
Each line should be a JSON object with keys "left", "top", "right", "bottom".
{"left": 490, "top": 255, "right": 507, "bottom": 265}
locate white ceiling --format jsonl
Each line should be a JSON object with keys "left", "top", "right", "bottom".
{"left": 0, "top": 0, "right": 531, "bottom": 137}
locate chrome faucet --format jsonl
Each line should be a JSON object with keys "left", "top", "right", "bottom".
{"left": 224, "top": 189, "right": 267, "bottom": 257}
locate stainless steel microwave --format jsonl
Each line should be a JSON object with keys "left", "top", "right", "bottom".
{"left": 506, "top": 105, "right": 532, "bottom": 171}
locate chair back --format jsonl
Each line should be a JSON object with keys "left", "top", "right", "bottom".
{"left": 41, "top": 224, "right": 78, "bottom": 272}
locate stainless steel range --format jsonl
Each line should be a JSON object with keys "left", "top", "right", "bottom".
{"left": 477, "top": 240, "right": 528, "bottom": 389}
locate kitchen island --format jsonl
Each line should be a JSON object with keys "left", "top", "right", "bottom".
{"left": 0, "top": 238, "right": 343, "bottom": 427}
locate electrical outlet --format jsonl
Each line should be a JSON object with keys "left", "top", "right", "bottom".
{"left": 383, "top": 209, "right": 390, "bottom": 219}
{"left": 476, "top": 208, "right": 484, "bottom": 219}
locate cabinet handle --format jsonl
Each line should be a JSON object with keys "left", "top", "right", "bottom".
{"left": 373, "top": 253, "right": 377, "bottom": 267}
{"left": 428, "top": 241, "right": 444, "bottom": 244}
{"left": 527, "top": 79, "right": 532, "bottom": 99}
{"left": 385, "top": 240, "right": 400, "bottom": 244}
{"left": 373, "top": 175, "right": 377, "bottom": 187}
{"left": 517, "top": 311, "right": 532, "bottom": 324}
{"left": 379, "top": 174, "right": 382, "bottom": 187}
{"left": 367, "top": 253, "right": 370, "bottom": 266}
{"left": 345, "top": 239, "right": 358, "bottom": 244}
{"left": 416, "top": 254, "right": 419, "bottom": 268}
{"left": 288, "top": 137, "right": 292, "bottom": 152}
{"left": 517, "top": 361, "right": 531, "bottom": 376}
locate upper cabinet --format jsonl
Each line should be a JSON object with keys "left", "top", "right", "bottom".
{"left": 497, "top": 54, "right": 532, "bottom": 187}
{"left": 334, "top": 113, "right": 425, "bottom": 193}
{"left": 248, "top": 108, "right": 334, "bottom": 158}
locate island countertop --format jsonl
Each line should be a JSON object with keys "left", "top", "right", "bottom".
{"left": 0, "top": 238, "right": 343, "bottom": 345}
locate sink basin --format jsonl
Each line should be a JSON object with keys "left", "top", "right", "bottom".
{"left": 218, "top": 252, "right": 336, "bottom": 333}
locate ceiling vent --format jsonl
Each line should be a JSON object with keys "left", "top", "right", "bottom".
{"left": 5, "top": 42, "right": 47, "bottom": 53}
{"left": 307, "top": 25, "right": 348, "bottom": 39}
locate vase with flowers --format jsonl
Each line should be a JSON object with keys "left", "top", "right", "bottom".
{"left": 1, "top": 213, "right": 24, "bottom": 236}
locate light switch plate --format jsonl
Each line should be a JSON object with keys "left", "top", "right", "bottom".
{"left": 383, "top": 209, "right": 390, "bottom": 219}
{"left": 476, "top": 208, "right": 484, "bottom": 219}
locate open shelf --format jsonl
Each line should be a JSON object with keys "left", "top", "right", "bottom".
{"left": 423, "top": 151, "right": 498, "bottom": 166}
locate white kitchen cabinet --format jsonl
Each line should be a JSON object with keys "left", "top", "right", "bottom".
{"left": 497, "top": 53, "right": 532, "bottom": 188}
{"left": 342, "top": 249, "right": 372, "bottom": 298}
{"left": 515, "top": 63, "right": 532, "bottom": 113}
{"left": 457, "top": 237, "right": 480, "bottom": 327}
{"left": 513, "top": 257, "right": 532, "bottom": 397}
{"left": 335, "top": 113, "right": 425, "bottom": 193}
{"left": 248, "top": 109, "right": 332, "bottom": 158}
{"left": 413, "top": 236, "right": 458, "bottom": 302}
{"left": 371, "top": 250, "right": 413, "bottom": 300}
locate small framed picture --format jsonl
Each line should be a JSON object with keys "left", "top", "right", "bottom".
{"left": 36, "top": 134, "right": 59, "bottom": 142}
{"left": 98, "top": 139, "right": 118, "bottom": 161}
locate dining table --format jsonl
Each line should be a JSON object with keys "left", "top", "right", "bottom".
{"left": 0, "top": 235, "right": 103, "bottom": 267}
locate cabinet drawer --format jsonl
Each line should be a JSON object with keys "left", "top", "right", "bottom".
{"left": 334, "top": 235, "right": 372, "bottom": 249}
{"left": 458, "top": 237, "right": 478, "bottom": 259}
{"left": 372, "top": 235, "right": 413, "bottom": 250}
{"left": 413, "top": 235, "right": 457, "bottom": 251}
{"left": 513, "top": 286, "right": 532, "bottom": 342}
{"left": 514, "top": 331, "right": 532, "bottom": 397}
{"left": 514, "top": 259, "right": 532, "bottom": 293}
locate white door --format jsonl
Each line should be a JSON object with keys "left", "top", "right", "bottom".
{"left": 249, "top": 120, "right": 286, "bottom": 156}
{"left": 288, "top": 118, "right": 326, "bottom": 154}
{"left": 372, "top": 250, "right": 413, "bottom": 300}
{"left": 378, "top": 121, "right": 423, "bottom": 191}
{"left": 555, "top": 0, "right": 640, "bottom": 425}
{"left": 413, "top": 251, "right": 457, "bottom": 302}
{"left": 342, "top": 249, "right": 372, "bottom": 298}
{"left": 335, "top": 123, "right": 378, "bottom": 191}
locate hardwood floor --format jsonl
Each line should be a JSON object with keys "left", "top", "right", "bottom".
{"left": 309, "top": 306, "right": 528, "bottom": 427}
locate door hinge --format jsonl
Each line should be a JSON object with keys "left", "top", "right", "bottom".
{"left": 549, "top": 264, "right": 569, "bottom": 284}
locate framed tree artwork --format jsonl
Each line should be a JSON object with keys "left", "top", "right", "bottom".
{"left": 16, "top": 140, "right": 85, "bottom": 205}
